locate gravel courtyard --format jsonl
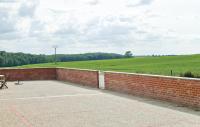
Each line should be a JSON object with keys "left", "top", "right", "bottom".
{"left": 1, "top": 80, "right": 200, "bottom": 127}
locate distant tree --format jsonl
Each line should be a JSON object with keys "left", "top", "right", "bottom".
{"left": 124, "top": 51, "right": 133, "bottom": 58}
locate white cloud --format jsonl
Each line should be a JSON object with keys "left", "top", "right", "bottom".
{"left": 127, "top": 0, "right": 154, "bottom": 7}
{"left": 86, "top": 0, "right": 99, "bottom": 5}
{"left": 18, "top": 0, "right": 39, "bottom": 17}
{"left": 0, "top": 0, "right": 200, "bottom": 55}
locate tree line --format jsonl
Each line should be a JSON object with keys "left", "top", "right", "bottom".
{"left": 0, "top": 51, "right": 132, "bottom": 67}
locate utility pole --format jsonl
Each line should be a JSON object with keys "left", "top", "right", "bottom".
{"left": 52, "top": 45, "right": 58, "bottom": 64}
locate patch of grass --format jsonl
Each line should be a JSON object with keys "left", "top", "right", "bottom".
{"left": 180, "top": 71, "right": 200, "bottom": 78}
{"left": 180, "top": 71, "right": 195, "bottom": 78}
{"left": 17, "top": 54, "right": 200, "bottom": 77}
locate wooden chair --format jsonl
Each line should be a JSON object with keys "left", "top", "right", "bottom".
{"left": 0, "top": 75, "right": 8, "bottom": 89}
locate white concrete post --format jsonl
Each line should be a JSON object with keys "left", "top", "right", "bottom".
{"left": 99, "top": 71, "right": 105, "bottom": 89}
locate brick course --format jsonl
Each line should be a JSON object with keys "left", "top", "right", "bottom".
{"left": 0, "top": 68, "right": 56, "bottom": 81}
{"left": 105, "top": 72, "right": 200, "bottom": 108}
{"left": 56, "top": 68, "right": 99, "bottom": 88}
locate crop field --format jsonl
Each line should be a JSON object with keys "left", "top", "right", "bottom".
{"left": 18, "top": 54, "right": 200, "bottom": 77}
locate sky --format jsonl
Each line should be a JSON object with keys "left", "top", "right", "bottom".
{"left": 0, "top": 0, "right": 200, "bottom": 55}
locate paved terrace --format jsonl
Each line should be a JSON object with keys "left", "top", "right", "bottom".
{"left": 1, "top": 80, "right": 200, "bottom": 127}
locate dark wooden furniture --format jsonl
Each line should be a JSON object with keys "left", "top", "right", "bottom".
{"left": 0, "top": 75, "right": 8, "bottom": 89}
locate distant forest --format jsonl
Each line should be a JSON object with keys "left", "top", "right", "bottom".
{"left": 0, "top": 51, "right": 127, "bottom": 67}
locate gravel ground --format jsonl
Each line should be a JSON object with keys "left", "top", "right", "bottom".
{"left": 1, "top": 80, "right": 200, "bottom": 127}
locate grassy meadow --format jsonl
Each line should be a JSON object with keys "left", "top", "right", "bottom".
{"left": 18, "top": 54, "right": 200, "bottom": 77}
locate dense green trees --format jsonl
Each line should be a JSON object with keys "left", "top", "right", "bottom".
{"left": 124, "top": 51, "right": 133, "bottom": 58}
{"left": 0, "top": 51, "right": 125, "bottom": 67}
{"left": 0, "top": 51, "right": 48, "bottom": 67}
{"left": 55, "top": 53, "right": 124, "bottom": 62}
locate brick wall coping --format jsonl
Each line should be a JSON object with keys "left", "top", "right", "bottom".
{"left": 0, "top": 67, "right": 55, "bottom": 70}
{"left": 104, "top": 71, "right": 200, "bottom": 81}
{"left": 0, "top": 67, "right": 99, "bottom": 72}
{"left": 55, "top": 67, "right": 99, "bottom": 72}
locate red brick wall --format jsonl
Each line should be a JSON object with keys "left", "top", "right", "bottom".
{"left": 105, "top": 72, "right": 200, "bottom": 108}
{"left": 0, "top": 68, "right": 99, "bottom": 88}
{"left": 0, "top": 68, "right": 56, "bottom": 81}
{"left": 56, "top": 68, "right": 99, "bottom": 88}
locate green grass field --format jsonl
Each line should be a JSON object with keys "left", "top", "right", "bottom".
{"left": 18, "top": 54, "right": 200, "bottom": 77}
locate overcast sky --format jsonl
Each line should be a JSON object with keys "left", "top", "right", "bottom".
{"left": 0, "top": 0, "right": 199, "bottom": 55}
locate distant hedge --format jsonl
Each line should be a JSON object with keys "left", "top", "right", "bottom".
{"left": 0, "top": 51, "right": 125, "bottom": 67}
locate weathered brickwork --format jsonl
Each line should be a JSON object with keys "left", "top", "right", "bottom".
{"left": 2, "top": 67, "right": 200, "bottom": 108}
{"left": 56, "top": 68, "right": 99, "bottom": 88}
{"left": 105, "top": 72, "right": 200, "bottom": 108}
{"left": 0, "top": 68, "right": 56, "bottom": 81}
{"left": 0, "top": 68, "right": 99, "bottom": 88}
